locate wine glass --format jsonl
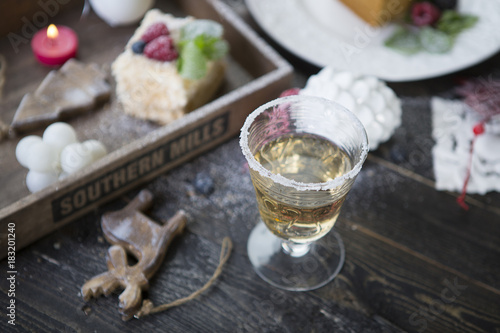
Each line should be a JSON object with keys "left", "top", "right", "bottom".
{"left": 240, "top": 95, "right": 368, "bottom": 291}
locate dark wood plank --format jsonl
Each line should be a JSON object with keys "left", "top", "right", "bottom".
{"left": 343, "top": 158, "right": 500, "bottom": 289}
{"left": 0, "top": 200, "right": 403, "bottom": 332}
{"left": 144, "top": 139, "right": 500, "bottom": 290}
{"left": 374, "top": 65, "right": 500, "bottom": 207}
{"left": 332, "top": 219, "right": 500, "bottom": 333}
{"left": 1, "top": 1, "right": 499, "bottom": 332}
{"left": 2, "top": 137, "right": 499, "bottom": 332}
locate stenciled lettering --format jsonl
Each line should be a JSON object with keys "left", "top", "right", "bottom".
{"left": 52, "top": 112, "right": 229, "bottom": 222}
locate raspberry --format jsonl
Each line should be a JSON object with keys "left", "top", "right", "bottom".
{"left": 144, "top": 36, "right": 178, "bottom": 61}
{"left": 141, "top": 22, "right": 169, "bottom": 43}
{"left": 411, "top": 2, "right": 441, "bottom": 27}
{"left": 279, "top": 88, "right": 301, "bottom": 97}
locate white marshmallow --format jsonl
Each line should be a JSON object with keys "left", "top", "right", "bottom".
{"left": 26, "top": 141, "right": 60, "bottom": 173}
{"left": 26, "top": 170, "right": 59, "bottom": 193}
{"left": 60, "top": 142, "right": 94, "bottom": 174}
{"left": 16, "top": 135, "right": 42, "bottom": 168}
{"left": 42, "top": 122, "right": 78, "bottom": 153}
{"left": 82, "top": 140, "right": 107, "bottom": 161}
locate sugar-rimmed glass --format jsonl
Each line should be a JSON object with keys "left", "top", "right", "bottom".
{"left": 240, "top": 95, "right": 368, "bottom": 291}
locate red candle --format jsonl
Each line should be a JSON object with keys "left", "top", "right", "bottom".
{"left": 31, "top": 24, "right": 78, "bottom": 66}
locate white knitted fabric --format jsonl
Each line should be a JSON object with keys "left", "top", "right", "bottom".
{"left": 431, "top": 97, "right": 500, "bottom": 194}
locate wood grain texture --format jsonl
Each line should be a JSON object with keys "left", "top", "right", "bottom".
{"left": 1, "top": 0, "right": 500, "bottom": 332}
{"left": 0, "top": 0, "right": 84, "bottom": 37}
{"left": 1, "top": 138, "right": 499, "bottom": 332}
{"left": 0, "top": 0, "right": 293, "bottom": 259}
{"left": 0, "top": 199, "right": 404, "bottom": 333}
{"left": 343, "top": 160, "right": 500, "bottom": 289}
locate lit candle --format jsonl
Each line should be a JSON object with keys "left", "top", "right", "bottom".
{"left": 31, "top": 24, "right": 78, "bottom": 66}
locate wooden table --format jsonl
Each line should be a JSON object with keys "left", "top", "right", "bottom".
{"left": 1, "top": 1, "right": 499, "bottom": 332}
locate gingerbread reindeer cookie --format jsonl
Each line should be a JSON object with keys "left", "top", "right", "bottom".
{"left": 81, "top": 189, "right": 186, "bottom": 320}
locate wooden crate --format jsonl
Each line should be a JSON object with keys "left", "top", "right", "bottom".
{"left": 0, "top": 0, "right": 293, "bottom": 259}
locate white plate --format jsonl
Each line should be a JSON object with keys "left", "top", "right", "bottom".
{"left": 245, "top": 0, "right": 500, "bottom": 82}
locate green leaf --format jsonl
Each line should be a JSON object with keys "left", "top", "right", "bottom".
{"left": 206, "top": 39, "right": 229, "bottom": 60}
{"left": 178, "top": 40, "right": 207, "bottom": 80}
{"left": 192, "top": 34, "right": 229, "bottom": 60}
{"left": 437, "top": 10, "right": 478, "bottom": 37}
{"left": 180, "top": 19, "right": 224, "bottom": 41}
{"left": 178, "top": 19, "right": 229, "bottom": 79}
{"left": 419, "top": 26, "right": 453, "bottom": 53}
{"left": 384, "top": 27, "right": 422, "bottom": 55}
{"left": 192, "top": 34, "right": 216, "bottom": 55}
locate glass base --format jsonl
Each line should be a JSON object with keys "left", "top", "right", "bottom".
{"left": 247, "top": 221, "right": 345, "bottom": 291}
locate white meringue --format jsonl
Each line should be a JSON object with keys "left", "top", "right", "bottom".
{"left": 300, "top": 67, "right": 402, "bottom": 150}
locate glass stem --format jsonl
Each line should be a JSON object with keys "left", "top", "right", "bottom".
{"left": 282, "top": 240, "right": 312, "bottom": 257}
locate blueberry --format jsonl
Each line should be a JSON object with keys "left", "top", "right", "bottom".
{"left": 193, "top": 172, "right": 214, "bottom": 195}
{"left": 389, "top": 145, "right": 407, "bottom": 163}
{"left": 131, "top": 40, "right": 146, "bottom": 54}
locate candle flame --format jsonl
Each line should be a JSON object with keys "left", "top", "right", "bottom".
{"left": 47, "top": 24, "right": 59, "bottom": 39}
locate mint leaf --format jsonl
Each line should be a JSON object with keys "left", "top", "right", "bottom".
{"left": 181, "top": 20, "right": 224, "bottom": 41}
{"left": 192, "top": 34, "right": 217, "bottom": 56}
{"left": 178, "top": 40, "right": 207, "bottom": 80}
{"left": 192, "top": 34, "right": 229, "bottom": 60}
{"left": 178, "top": 19, "right": 229, "bottom": 79}
{"left": 437, "top": 10, "right": 478, "bottom": 37}
{"left": 385, "top": 27, "right": 422, "bottom": 55}
{"left": 419, "top": 26, "right": 453, "bottom": 53}
{"left": 206, "top": 39, "right": 229, "bottom": 60}
{"left": 384, "top": 9, "right": 478, "bottom": 55}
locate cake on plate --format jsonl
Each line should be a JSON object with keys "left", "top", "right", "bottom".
{"left": 112, "top": 9, "right": 228, "bottom": 124}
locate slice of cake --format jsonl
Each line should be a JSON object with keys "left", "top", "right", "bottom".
{"left": 338, "top": 0, "right": 413, "bottom": 26}
{"left": 112, "top": 9, "right": 228, "bottom": 125}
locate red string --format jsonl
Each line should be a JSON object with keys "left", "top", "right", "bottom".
{"left": 456, "top": 122, "right": 485, "bottom": 210}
